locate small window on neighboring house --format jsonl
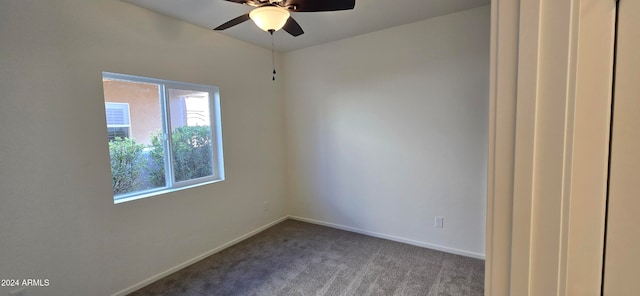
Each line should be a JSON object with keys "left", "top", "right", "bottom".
{"left": 105, "top": 102, "right": 131, "bottom": 141}
{"left": 102, "top": 72, "right": 225, "bottom": 203}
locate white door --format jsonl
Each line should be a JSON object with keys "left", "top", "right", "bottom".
{"left": 602, "top": 0, "right": 640, "bottom": 295}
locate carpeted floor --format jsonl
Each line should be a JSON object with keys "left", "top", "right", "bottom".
{"left": 129, "top": 219, "right": 484, "bottom": 296}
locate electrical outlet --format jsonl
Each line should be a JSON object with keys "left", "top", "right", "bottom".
{"left": 263, "top": 201, "right": 269, "bottom": 212}
{"left": 9, "top": 287, "right": 26, "bottom": 296}
{"left": 434, "top": 216, "right": 444, "bottom": 228}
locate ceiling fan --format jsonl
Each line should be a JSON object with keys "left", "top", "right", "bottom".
{"left": 213, "top": 0, "right": 356, "bottom": 36}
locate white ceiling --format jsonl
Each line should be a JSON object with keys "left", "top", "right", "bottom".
{"left": 123, "top": 0, "right": 490, "bottom": 52}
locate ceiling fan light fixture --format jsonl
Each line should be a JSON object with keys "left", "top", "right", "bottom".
{"left": 249, "top": 6, "right": 290, "bottom": 32}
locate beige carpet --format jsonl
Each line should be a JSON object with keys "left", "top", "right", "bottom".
{"left": 129, "top": 219, "right": 484, "bottom": 296}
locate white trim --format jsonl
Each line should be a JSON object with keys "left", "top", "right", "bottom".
{"left": 488, "top": 0, "right": 615, "bottom": 294}
{"left": 510, "top": 0, "right": 542, "bottom": 294}
{"left": 288, "top": 216, "right": 485, "bottom": 260}
{"left": 114, "top": 179, "right": 224, "bottom": 204}
{"left": 486, "top": 0, "right": 520, "bottom": 294}
{"left": 110, "top": 216, "right": 288, "bottom": 296}
{"left": 562, "top": 0, "right": 615, "bottom": 294}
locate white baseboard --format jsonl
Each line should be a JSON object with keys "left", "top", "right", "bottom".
{"left": 111, "top": 216, "right": 289, "bottom": 296}
{"left": 288, "top": 215, "right": 485, "bottom": 260}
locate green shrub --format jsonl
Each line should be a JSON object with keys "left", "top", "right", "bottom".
{"left": 109, "top": 137, "right": 145, "bottom": 195}
{"left": 148, "top": 134, "right": 166, "bottom": 187}
{"left": 149, "top": 126, "right": 213, "bottom": 186}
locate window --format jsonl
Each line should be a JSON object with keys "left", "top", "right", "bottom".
{"left": 102, "top": 72, "right": 224, "bottom": 203}
{"left": 105, "top": 102, "right": 131, "bottom": 141}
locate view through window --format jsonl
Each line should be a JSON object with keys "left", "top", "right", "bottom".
{"left": 102, "top": 72, "right": 224, "bottom": 203}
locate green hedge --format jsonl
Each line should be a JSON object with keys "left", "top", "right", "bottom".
{"left": 109, "top": 137, "right": 145, "bottom": 195}
{"left": 149, "top": 126, "right": 213, "bottom": 186}
{"left": 109, "top": 126, "right": 213, "bottom": 195}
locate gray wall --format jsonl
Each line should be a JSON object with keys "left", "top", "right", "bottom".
{"left": 0, "top": 1, "right": 287, "bottom": 295}
{"left": 283, "top": 6, "right": 490, "bottom": 258}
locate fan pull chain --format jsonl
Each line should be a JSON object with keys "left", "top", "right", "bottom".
{"left": 270, "top": 30, "right": 276, "bottom": 81}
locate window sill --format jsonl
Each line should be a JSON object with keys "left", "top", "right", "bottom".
{"left": 114, "top": 178, "right": 224, "bottom": 204}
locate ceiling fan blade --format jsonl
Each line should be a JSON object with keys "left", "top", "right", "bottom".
{"left": 283, "top": 17, "right": 304, "bottom": 37}
{"left": 221, "top": 0, "right": 249, "bottom": 4}
{"left": 213, "top": 13, "right": 251, "bottom": 31}
{"left": 283, "top": 0, "right": 355, "bottom": 12}
{"left": 221, "top": 0, "right": 265, "bottom": 7}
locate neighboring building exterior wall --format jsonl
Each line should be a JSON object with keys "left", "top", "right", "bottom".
{"left": 103, "top": 79, "right": 161, "bottom": 145}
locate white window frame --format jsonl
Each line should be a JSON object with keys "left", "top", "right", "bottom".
{"left": 103, "top": 72, "right": 225, "bottom": 204}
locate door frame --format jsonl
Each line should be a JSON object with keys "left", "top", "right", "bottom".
{"left": 486, "top": 0, "right": 617, "bottom": 295}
